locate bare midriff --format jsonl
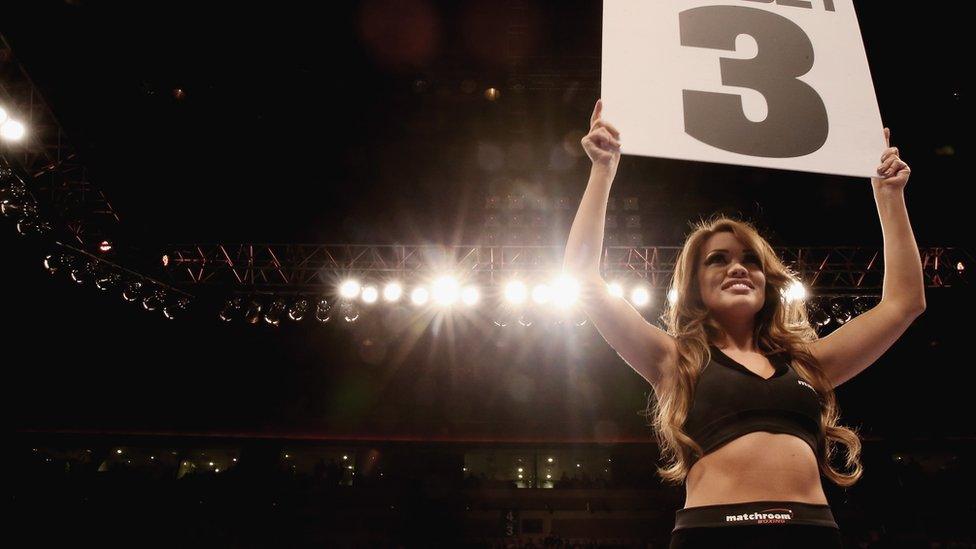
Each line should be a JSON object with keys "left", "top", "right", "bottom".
{"left": 683, "top": 431, "right": 828, "bottom": 509}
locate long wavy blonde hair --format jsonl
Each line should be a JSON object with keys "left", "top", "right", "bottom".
{"left": 645, "top": 214, "right": 863, "bottom": 487}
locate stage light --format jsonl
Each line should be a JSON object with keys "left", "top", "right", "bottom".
{"left": 531, "top": 283, "right": 552, "bottom": 305}
{"left": 0, "top": 107, "right": 6, "bottom": 124}
{"left": 243, "top": 299, "right": 263, "bottom": 324}
{"left": 0, "top": 195, "right": 23, "bottom": 217}
{"left": 42, "top": 254, "right": 63, "bottom": 275}
{"left": 432, "top": 275, "right": 460, "bottom": 306}
{"left": 70, "top": 259, "right": 93, "bottom": 285}
{"left": 552, "top": 275, "right": 579, "bottom": 308}
{"left": 219, "top": 297, "right": 243, "bottom": 322}
{"left": 122, "top": 281, "right": 143, "bottom": 302}
{"left": 630, "top": 286, "right": 650, "bottom": 307}
{"left": 607, "top": 281, "right": 624, "bottom": 298}
{"left": 340, "top": 301, "right": 360, "bottom": 322}
{"left": 484, "top": 87, "right": 500, "bottom": 101}
{"left": 315, "top": 298, "right": 332, "bottom": 323}
{"left": 461, "top": 285, "right": 479, "bottom": 306}
{"left": 411, "top": 286, "right": 429, "bottom": 306}
{"left": 264, "top": 299, "right": 287, "bottom": 326}
{"left": 163, "top": 297, "right": 190, "bottom": 320}
{"left": 95, "top": 272, "right": 122, "bottom": 291}
{"left": 782, "top": 280, "right": 808, "bottom": 304}
{"left": 361, "top": 285, "right": 379, "bottom": 304}
{"left": 504, "top": 280, "right": 528, "bottom": 304}
{"left": 517, "top": 313, "right": 534, "bottom": 327}
{"left": 15, "top": 219, "right": 44, "bottom": 236}
{"left": 287, "top": 299, "right": 309, "bottom": 321}
{"left": 667, "top": 288, "right": 679, "bottom": 305}
{"left": 339, "top": 279, "right": 361, "bottom": 299}
{"left": 809, "top": 306, "right": 831, "bottom": 329}
{"left": 98, "top": 240, "right": 112, "bottom": 253}
{"left": 853, "top": 296, "right": 874, "bottom": 315}
{"left": 383, "top": 282, "right": 402, "bottom": 302}
{"left": 142, "top": 289, "right": 165, "bottom": 311}
{"left": 0, "top": 119, "right": 25, "bottom": 141}
{"left": 830, "top": 298, "right": 852, "bottom": 325}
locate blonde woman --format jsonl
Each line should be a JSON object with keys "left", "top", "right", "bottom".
{"left": 564, "top": 99, "right": 924, "bottom": 548}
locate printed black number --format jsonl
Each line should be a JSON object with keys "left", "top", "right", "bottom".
{"left": 678, "top": 5, "right": 829, "bottom": 158}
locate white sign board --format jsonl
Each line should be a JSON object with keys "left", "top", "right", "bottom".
{"left": 602, "top": 0, "right": 884, "bottom": 178}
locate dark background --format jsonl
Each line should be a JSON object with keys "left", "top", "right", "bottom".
{"left": 3, "top": 0, "right": 970, "bottom": 442}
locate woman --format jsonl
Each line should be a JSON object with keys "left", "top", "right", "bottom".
{"left": 563, "top": 99, "right": 925, "bottom": 548}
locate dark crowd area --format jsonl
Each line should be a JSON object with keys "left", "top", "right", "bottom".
{"left": 13, "top": 434, "right": 974, "bottom": 548}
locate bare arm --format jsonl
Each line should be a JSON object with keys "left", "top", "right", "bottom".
{"left": 563, "top": 164, "right": 615, "bottom": 278}
{"left": 563, "top": 100, "right": 677, "bottom": 389}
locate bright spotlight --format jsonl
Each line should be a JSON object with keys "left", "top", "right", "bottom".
{"left": 383, "top": 282, "right": 402, "bottom": 302}
{"left": 667, "top": 288, "right": 679, "bottom": 305}
{"left": 783, "top": 280, "right": 808, "bottom": 303}
{"left": 1, "top": 119, "right": 25, "bottom": 141}
{"left": 504, "top": 280, "right": 528, "bottom": 304}
{"left": 411, "top": 287, "right": 429, "bottom": 306}
{"left": 432, "top": 275, "right": 460, "bottom": 305}
{"left": 551, "top": 275, "right": 579, "bottom": 308}
{"left": 608, "top": 282, "right": 624, "bottom": 298}
{"left": 339, "top": 279, "right": 361, "bottom": 299}
{"left": 631, "top": 286, "right": 651, "bottom": 307}
{"left": 461, "top": 285, "right": 479, "bottom": 306}
{"left": 0, "top": 107, "right": 6, "bottom": 124}
{"left": 361, "top": 285, "right": 379, "bottom": 304}
{"left": 531, "top": 283, "right": 552, "bottom": 305}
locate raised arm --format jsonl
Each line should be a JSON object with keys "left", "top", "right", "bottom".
{"left": 563, "top": 99, "right": 677, "bottom": 390}
{"left": 805, "top": 127, "right": 926, "bottom": 388}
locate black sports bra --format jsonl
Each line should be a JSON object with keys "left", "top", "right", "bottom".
{"left": 683, "top": 345, "right": 824, "bottom": 462}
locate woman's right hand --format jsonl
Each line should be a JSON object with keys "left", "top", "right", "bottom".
{"left": 581, "top": 98, "right": 622, "bottom": 169}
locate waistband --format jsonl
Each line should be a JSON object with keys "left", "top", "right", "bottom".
{"left": 673, "top": 500, "right": 838, "bottom": 532}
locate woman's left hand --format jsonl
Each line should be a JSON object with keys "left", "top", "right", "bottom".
{"left": 872, "top": 127, "right": 911, "bottom": 191}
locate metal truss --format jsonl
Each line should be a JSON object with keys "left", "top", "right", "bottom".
{"left": 162, "top": 244, "right": 971, "bottom": 293}
{"left": 0, "top": 34, "right": 120, "bottom": 246}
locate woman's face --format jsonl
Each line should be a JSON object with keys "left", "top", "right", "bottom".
{"left": 696, "top": 232, "right": 766, "bottom": 319}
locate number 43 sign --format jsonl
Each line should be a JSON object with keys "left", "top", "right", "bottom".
{"left": 602, "top": 0, "right": 885, "bottom": 178}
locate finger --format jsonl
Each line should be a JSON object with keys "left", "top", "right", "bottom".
{"left": 883, "top": 127, "right": 890, "bottom": 148}
{"left": 591, "top": 99, "right": 602, "bottom": 127}
{"left": 877, "top": 157, "right": 897, "bottom": 176}
{"left": 598, "top": 127, "right": 621, "bottom": 149}
{"left": 590, "top": 119, "right": 621, "bottom": 139}
{"left": 881, "top": 146, "right": 899, "bottom": 162}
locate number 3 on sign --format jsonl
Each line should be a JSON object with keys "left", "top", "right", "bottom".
{"left": 601, "top": 0, "right": 884, "bottom": 178}
{"left": 679, "top": 5, "right": 829, "bottom": 158}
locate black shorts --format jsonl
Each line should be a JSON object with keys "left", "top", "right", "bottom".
{"left": 669, "top": 500, "right": 842, "bottom": 549}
